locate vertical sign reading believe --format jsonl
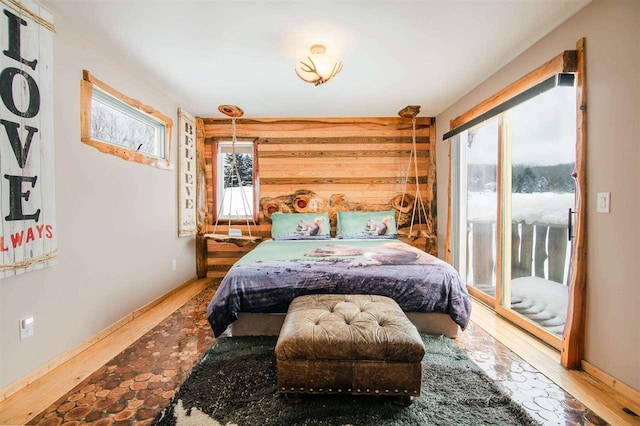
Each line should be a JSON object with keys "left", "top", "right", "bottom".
{"left": 178, "top": 109, "right": 196, "bottom": 236}
{"left": 0, "top": 1, "right": 56, "bottom": 279}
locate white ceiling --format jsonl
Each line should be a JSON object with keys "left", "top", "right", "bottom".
{"left": 41, "top": 0, "right": 591, "bottom": 118}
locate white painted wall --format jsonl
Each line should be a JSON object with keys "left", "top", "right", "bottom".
{"left": 0, "top": 14, "right": 195, "bottom": 387}
{"left": 436, "top": 0, "right": 640, "bottom": 391}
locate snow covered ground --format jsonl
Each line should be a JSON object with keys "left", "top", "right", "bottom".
{"left": 467, "top": 191, "right": 574, "bottom": 226}
{"left": 219, "top": 186, "right": 253, "bottom": 217}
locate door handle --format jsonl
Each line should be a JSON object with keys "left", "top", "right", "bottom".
{"left": 568, "top": 208, "right": 575, "bottom": 241}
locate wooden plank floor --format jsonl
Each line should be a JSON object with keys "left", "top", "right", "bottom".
{"left": 0, "top": 281, "right": 637, "bottom": 425}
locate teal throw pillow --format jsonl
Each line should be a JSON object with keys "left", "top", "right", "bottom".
{"left": 271, "top": 212, "right": 331, "bottom": 240}
{"left": 337, "top": 210, "right": 397, "bottom": 239}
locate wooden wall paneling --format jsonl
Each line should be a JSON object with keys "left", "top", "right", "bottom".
{"left": 195, "top": 117, "right": 207, "bottom": 278}
{"left": 202, "top": 117, "right": 430, "bottom": 138}
{"left": 427, "top": 117, "right": 437, "bottom": 253}
{"left": 259, "top": 155, "right": 430, "bottom": 163}
{"left": 195, "top": 118, "right": 208, "bottom": 230}
{"left": 445, "top": 133, "right": 452, "bottom": 264}
{"left": 205, "top": 141, "right": 214, "bottom": 220}
{"left": 261, "top": 136, "right": 430, "bottom": 145}
{"left": 203, "top": 223, "right": 270, "bottom": 276}
{"left": 252, "top": 139, "right": 260, "bottom": 223}
{"left": 201, "top": 117, "right": 436, "bottom": 275}
{"left": 209, "top": 139, "right": 219, "bottom": 224}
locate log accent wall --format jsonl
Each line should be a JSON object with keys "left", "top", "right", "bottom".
{"left": 197, "top": 117, "right": 436, "bottom": 278}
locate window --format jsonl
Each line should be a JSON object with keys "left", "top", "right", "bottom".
{"left": 215, "top": 139, "right": 258, "bottom": 221}
{"left": 80, "top": 70, "right": 172, "bottom": 169}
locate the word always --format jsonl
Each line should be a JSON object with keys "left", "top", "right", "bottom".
{"left": 0, "top": 224, "right": 53, "bottom": 251}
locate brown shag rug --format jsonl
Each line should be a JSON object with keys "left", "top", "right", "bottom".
{"left": 153, "top": 335, "right": 539, "bottom": 426}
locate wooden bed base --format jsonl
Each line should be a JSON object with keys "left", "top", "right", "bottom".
{"left": 229, "top": 311, "right": 460, "bottom": 338}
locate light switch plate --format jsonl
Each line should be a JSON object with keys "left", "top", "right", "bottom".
{"left": 596, "top": 192, "right": 610, "bottom": 213}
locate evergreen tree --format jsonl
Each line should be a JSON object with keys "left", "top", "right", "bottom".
{"left": 535, "top": 175, "right": 549, "bottom": 192}
{"left": 515, "top": 167, "right": 537, "bottom": 193}
{"left": 224, "top": 153, "right": 253, "bottom": 188}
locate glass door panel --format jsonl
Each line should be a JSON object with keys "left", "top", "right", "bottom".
{"left": 464, "top": 119, "right": 499, "bottom": 298}
{"left": 505, "top": 85, "right": 576, "bottom": 337}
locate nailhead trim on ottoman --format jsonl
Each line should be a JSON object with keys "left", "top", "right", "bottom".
{"left": 275, "top": 294, "right": 425, "bottom": 398}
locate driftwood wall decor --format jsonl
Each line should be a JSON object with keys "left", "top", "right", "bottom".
{"left": 196, "top": 116, "right": 436, "bottom": 278}
{"left": 260, "top": 189, "right": 420, "bottom": 230}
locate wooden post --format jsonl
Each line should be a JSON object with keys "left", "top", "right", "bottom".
{"left": 511, "top": 222, "right": 521, "bottom": 278}
{"left": 196, "top": 233, "right": 207, "bottom": 279}
{"left": 520, "top": 224, "right": 534, "bottom": 276}
{"left": 472, "top": 222, "right": 494, "bottom": 286}
{"left": 428, "top": 117, "right": 438, "bottom": 253}
{"left": 562, "top": 38, "right": 587, "bottom": 369}
{"left": 534, "top": 225, "right": 549, "bottom": 278}
{"left": 195, "top": 117, "right": 208, "bottom": 279}
{"left": 445, "top": 137, "right": 452, "bottom": 264}
{"left": 548, "top": 226, "right": 568, "bottom": 284}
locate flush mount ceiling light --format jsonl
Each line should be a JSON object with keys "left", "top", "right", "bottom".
{"left": 295, "top": 44, "right": 343, "bottom": 86}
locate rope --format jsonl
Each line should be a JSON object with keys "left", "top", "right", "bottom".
{"left": 0, "top": 249, "right": 58, "bottom": 271}
{"left": 0, "top": 0, "right": 56, "bottom": 32}
{"left": 400, "top": 117, "right": 433, "bottom": 238}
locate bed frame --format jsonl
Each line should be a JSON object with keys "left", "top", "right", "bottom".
{"left": 229, "top": 311, "right": 460, "bottom": 338}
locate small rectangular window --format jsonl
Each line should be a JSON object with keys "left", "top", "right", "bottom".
{"left": 216, "top": 140, "right": 256, "bottom": 220}
{"left": 81, "top": 70, "right": 173, "bottom": 169}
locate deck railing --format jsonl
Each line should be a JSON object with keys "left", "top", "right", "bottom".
{"left": 467, "top": 220, "right": 570, "bottom": 286}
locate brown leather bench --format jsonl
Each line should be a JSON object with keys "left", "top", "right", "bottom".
{"left": 275, "top": 294, "right": 425, "bottom": 405}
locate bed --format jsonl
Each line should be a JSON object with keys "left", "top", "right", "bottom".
{"left": 206, "top": 238, "right": 471, "bottom": 338}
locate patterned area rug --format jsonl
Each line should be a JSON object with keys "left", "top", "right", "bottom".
{"left": 153, "top": 335, "right": 539, "bottom": 426}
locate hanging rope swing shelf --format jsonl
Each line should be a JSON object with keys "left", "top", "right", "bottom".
{"left": 205, "top": 105, "right": 262, "bottom": 244}
{"left": 395, "top": 104, "right": 432, "bottom": 241}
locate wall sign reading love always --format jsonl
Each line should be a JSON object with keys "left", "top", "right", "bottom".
{"left": 0, "top": 0, "right": 56, "bottom": 279}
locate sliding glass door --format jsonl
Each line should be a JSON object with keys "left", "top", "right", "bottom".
{"left": 504, "top": 87, "right": 576, "bottom": 339}
{"left": 454, "top": 119, "right": 499, "bottom": 301}
{"left": 452, "top": 83, "right": 576, "bottom": 346}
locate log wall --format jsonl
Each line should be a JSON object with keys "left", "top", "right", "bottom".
{"left": 197, "top": 117, "right": 436, "bottom": 278}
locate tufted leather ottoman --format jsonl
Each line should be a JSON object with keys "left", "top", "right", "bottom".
{"left": 275, "top": 294, "right": 425, "bottom": 404}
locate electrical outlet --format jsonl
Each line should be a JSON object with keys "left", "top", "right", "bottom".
{"left": 172, "top": 259, "right": 177, "bottom": 271}
{"left": 20, "top": 317, "right": 34, "bottom": 340}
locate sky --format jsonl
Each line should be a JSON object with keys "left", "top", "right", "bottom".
{"left": 466, "top": 85, "right": 577, "bottom": 166}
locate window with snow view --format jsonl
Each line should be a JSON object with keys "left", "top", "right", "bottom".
{"left": 215, "top": 140, "right": 257, "bottom": 220}
{"left": 80, "top": 71, "right": 172, "bottom": 169}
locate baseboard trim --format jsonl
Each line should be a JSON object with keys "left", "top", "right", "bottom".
{"left": 0, "top": 276, "right": 200, "bottom": 403}
{"left": 581, "top": 360, "right": 640, "bottom": 409}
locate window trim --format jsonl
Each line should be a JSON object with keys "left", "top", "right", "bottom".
{"left": 211, "top": 137, "right": 260, "bottom": 223}
{"left": 448, "top": 50, "right": 577, "bottom": 133}
{"left": 80, "top": 70, "right": 173, "bottom": 170}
